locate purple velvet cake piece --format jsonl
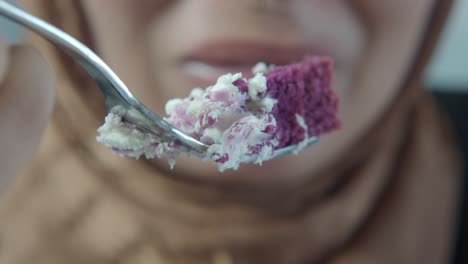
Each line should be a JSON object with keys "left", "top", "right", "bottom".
{"left": 265, "top": 56, "right": 340, "bottom": 149}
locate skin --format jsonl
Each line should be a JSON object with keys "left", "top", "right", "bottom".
{"left": 79, "top": 0, "right": 435, "bottom": 185}
{"left": 0, "top": 40, "right": 54, "bottom": 193}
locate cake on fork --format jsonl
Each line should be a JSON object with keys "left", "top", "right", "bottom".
{"left": 97, "top": 56, "right": 340, "bottom": 171}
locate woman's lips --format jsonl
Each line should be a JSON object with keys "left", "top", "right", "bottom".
{"left": 180, "top": 40, "right": 330, "bottom": 87}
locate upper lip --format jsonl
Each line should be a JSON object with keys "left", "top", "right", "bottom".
{"left": 182, "top": 39, "right": 330, "bottom": 66}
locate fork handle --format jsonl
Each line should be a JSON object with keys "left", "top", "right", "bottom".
{"left": 0, "top": 1, "right": 134, "bottom": 102}
{"left": 0, "top": 1, "right": 209, "bottom": 154}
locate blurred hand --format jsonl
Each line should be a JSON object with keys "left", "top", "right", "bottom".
{"left": 0, "top": 36, "right": 54, "bottom": 194}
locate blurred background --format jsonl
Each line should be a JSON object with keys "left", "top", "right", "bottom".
{"left": 425, "top": 0, "right": 468, "bottom": 92}
{"left": 0, "top": 0, "right": 467, "bottom": 92}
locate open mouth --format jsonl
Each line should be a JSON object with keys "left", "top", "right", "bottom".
{"left": 179, "top": 39, "right": 329, "bottom": 86}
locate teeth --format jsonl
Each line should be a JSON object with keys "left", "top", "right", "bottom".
{"left": 181, "top": 60, "right": 255, "bottom": 81}
{"left": 182, "top": 61, "right": 226, "bottom": 80}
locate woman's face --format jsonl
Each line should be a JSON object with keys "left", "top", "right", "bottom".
{"left": 82, "top": 0, "right": 435, "bottom": 184}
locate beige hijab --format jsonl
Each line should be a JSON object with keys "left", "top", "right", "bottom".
{"left": 0, "top": 1, "right": 461, "bottom": 263}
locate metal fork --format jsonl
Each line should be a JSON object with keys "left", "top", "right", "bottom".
{"left": 0, "top": 1, "right": 317, "bottom": 162}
